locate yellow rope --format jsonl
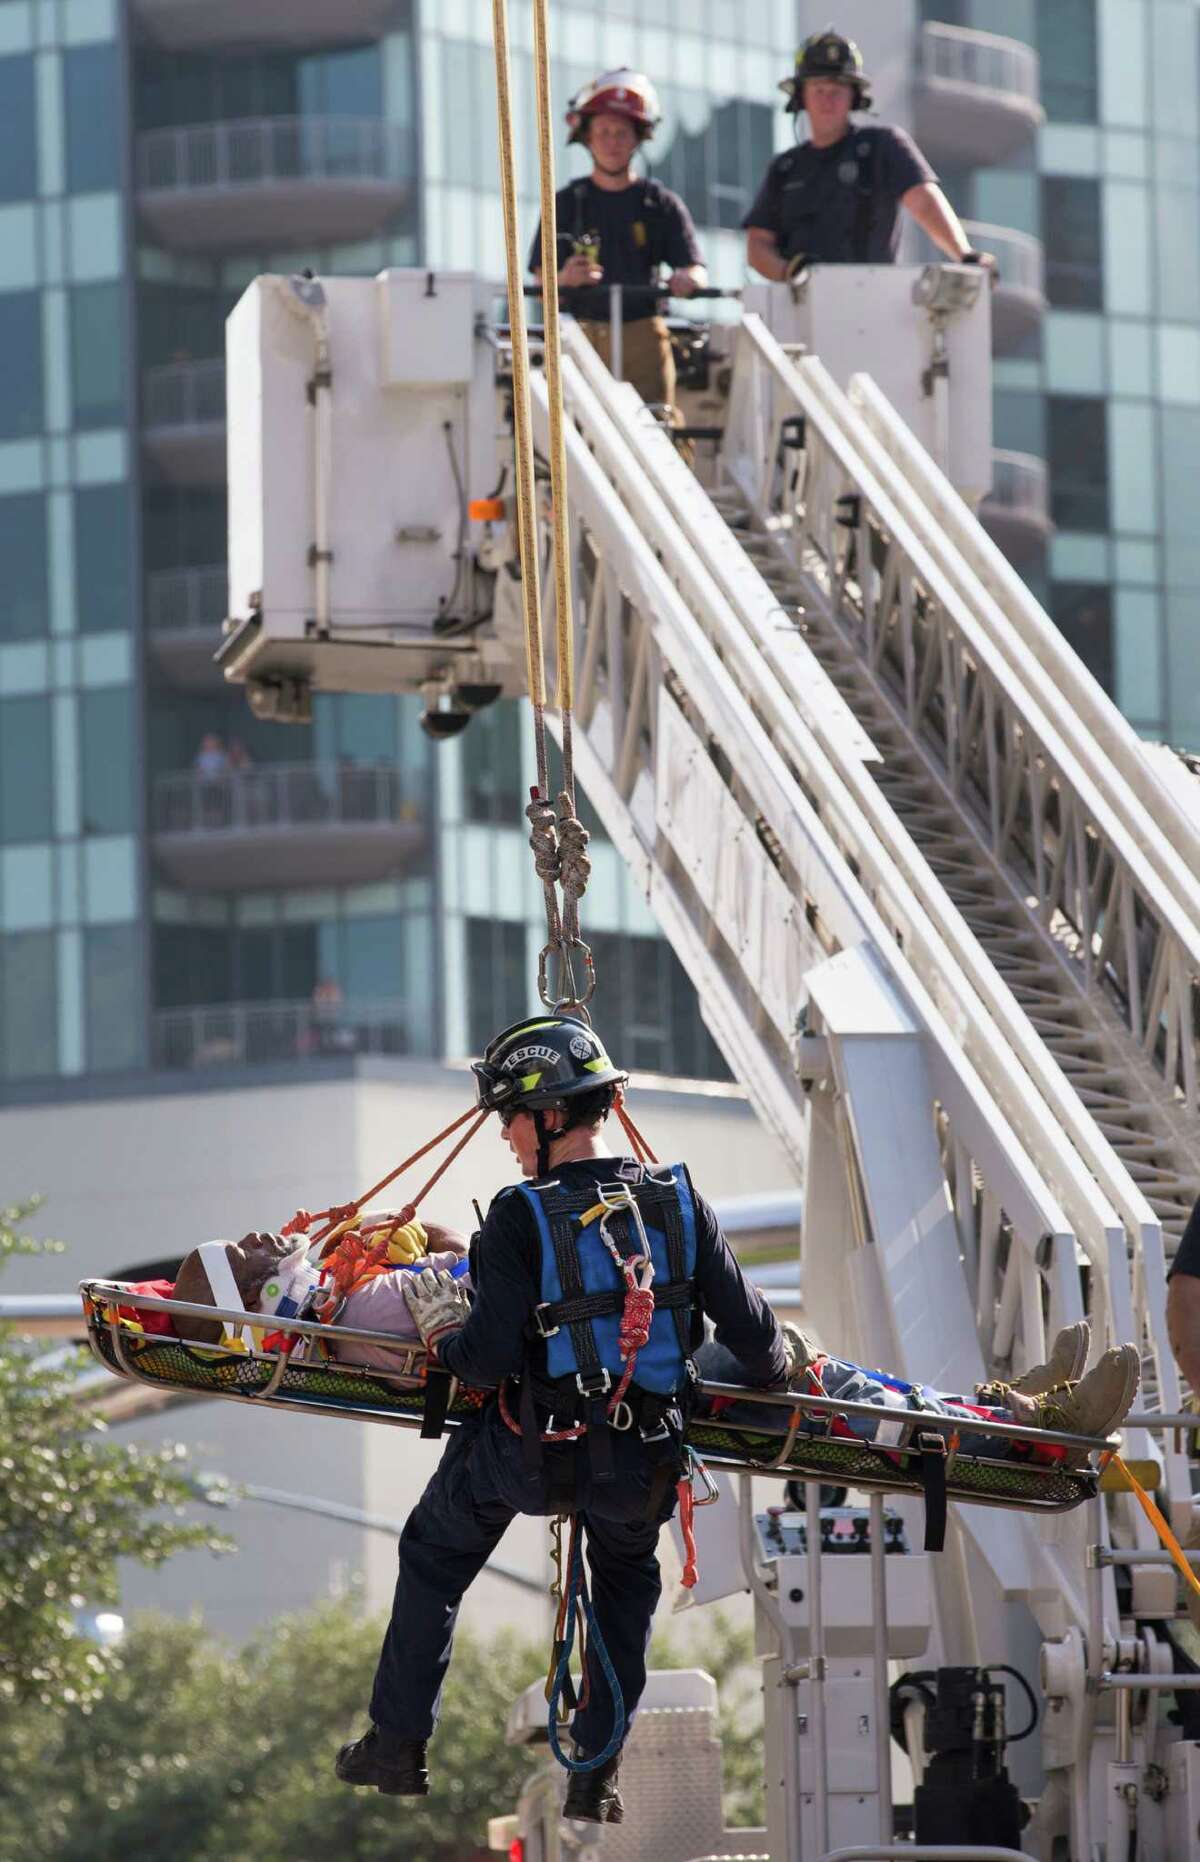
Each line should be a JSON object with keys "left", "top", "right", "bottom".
{"left": 530, "top": 0, "right": 575, "bottom": 714}
{"left": 490, "top": 0, "right": 546, "bottom": 712}
{"left": 1114, "top": 1454, "right": 1200, "bottom": 1600}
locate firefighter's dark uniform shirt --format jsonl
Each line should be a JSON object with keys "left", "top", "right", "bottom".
{"left": 742, "top": 123, "right": 935, "bottom": 264}
{"left": 439, "top": 1157, "right": 786, "bottom": 1390}
{"left": 1168, "top": 1196, "right": 1200, "bottom": 1279}
{"left": 528, "top": 177, "right": 703, "bottom": 321}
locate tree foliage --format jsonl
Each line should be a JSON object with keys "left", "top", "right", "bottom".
{"left": 0, "top": 1590, "right": 764, "bottom": 1860}
{"left": 0, "top": 1199, "right": 225, "bottom": 1723}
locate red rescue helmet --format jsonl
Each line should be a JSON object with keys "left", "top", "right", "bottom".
{"left": 566, "top": 68, "right": 662, "bottom": 145}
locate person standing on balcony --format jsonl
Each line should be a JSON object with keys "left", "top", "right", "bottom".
{"left": 744, "top": 30, "right": 994, "bottom": 281}
{"left": 529, "top": 69, "right": 707, "bottom": 415}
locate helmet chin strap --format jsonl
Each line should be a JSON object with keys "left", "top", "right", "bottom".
{"left": 532, "top": 1110, "right": 553, "bottom": 1180}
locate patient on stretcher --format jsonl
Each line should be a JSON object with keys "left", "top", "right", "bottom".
{"left": 698, "top": 1320, "right": 1138, "bottom": 1468}
{"left": 158, "top": 1231, "right": 1134, "bottom": 1465}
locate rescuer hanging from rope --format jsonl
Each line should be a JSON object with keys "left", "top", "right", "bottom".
{"left": 333, "top": 1013, "right": 791, "bottom": 1824}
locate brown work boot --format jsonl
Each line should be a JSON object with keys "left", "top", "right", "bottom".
{"left": 1035, "top": 1344, "right": 1141, "bottom": 1464}
{"left": 975, "top": 1321, "right": 1091, "bottom": 1405}
{"left": 335, "top": 1726, "right": 429, "bottom": 1795}
{"left": 562, "top": 1747, "right": 623, "bottom": 1823}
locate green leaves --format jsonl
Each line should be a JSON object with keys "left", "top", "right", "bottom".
{"left": 0, "top": 1200, "right": 227, "bottom": 1723}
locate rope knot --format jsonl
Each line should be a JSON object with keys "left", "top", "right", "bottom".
{"left": 619, "top": 1286, "right": 655, "bottom": 1358}
{"left": 526, "top": 790, "right": 561, "bottom": 886}
{"left": 555, "top": 791, "right": 591, "bottom": 902}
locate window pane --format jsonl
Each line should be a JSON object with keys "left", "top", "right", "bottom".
{"left": 154, "top": 923, "right": 232, "bottom": 1007}
{"left": 0, "top": 292, "right": 43, "bottom": 438}
{"left": 343, "top": 913, "right": 403, "bottom": 998}
{"left": 75, "top": 484, "right": 133, "bottom": 633}
{"left": 1042, "top": 176, "right": 1102, "bottom": 309}
{"left": 466, "top": 916, "right": 528, "bottom": 1053}
{"left": 1052, "top": 582, "right": 1113, "bottom": 693}
{"left": 70, "top": 282, "right": 126, "bottom": 429}
{"left": 462, "top": 699, "right": 523, "bottom": 824}
{"left": 86, "top": 923, "right": 142, "bottom": 1072}
{"left": 0, "top": 56, "right": 36, "bottom": 203}
{"left": 0, "top": 697, "right": 52, "bottom": 842}
{"left": 64, "top": 44, "right": 122, "bottom": 194}
{"left": 0, "top": 493, "right": 48, "bottom": 640}
{"left": 80, "top": 689, "right": 136, "bottom": 835}
{"left": 1037, "top": 0, "right": 1098, "bottom": 123}
{"left": 1047, "top": 395, "right": 1109, "bottom": 530}
{"left": 1, "top": 930, "right": 56, "bottom": 1078}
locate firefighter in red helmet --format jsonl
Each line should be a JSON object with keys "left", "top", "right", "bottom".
{"left": 529, "top": 68, "right": 707, "bottom": 415}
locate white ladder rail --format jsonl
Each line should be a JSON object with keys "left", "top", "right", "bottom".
{"left": 849, "top": 369, "right": 1200, "bottom": 905}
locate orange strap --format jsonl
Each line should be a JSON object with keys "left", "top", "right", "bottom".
{"left": 1115, "top": 1454, "right": 1200, "bottom": 1600}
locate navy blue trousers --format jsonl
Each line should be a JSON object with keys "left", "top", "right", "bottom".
{"left": 369, "top": 1402, "right": 679, "bottom": 1753}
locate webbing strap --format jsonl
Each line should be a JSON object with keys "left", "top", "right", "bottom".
{"left": 420, "top": 1369, "right": 453, "bottom": 1440}
{"left": 547, "top": 1209, "right": 603, "bottom": 1378}
{"left": 539, "top": 1280, "right": 695, "bottom": 1330}
{"left": 915, "top": 1432, "right": 948, "bottom": 1552}
{"left": 660, "top": 1193, "right": 693, "bottom": 1359}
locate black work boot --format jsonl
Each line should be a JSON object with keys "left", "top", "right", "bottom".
{"left": 562, "top": 1746, "right": 623, "bottom": 1823}
{"left": 335, "top": 1725, "right": 429, "bottom": 1795}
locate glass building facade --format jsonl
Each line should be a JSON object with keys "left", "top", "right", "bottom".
{"left": 812, "top": 0, "right": 1200, "bottom": 746}
{"left": 0, "top": 0, "right": 794, "bottom": 1096}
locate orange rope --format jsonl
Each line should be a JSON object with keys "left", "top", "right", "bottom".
{"left": 676, "top": 1469, "right": 699, "bottom": 1589}
{"left": 281, "top": 1104, "right": 486, "bottom": 1255}
{"left": 616, "top": 1103, "right": 658, "bottom": 1165}
{"left": 1115, "top": 1454, "right": 1200, "bottom": 1600}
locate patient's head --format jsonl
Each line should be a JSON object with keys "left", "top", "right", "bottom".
{"left": 171, "top": 1231, "right": 294, "bottom": 1343}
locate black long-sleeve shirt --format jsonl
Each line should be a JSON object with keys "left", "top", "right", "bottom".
{"left": 439, "top": 1158, "right": 785, "bottom": 1390}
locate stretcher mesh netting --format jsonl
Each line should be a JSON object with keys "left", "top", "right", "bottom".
{"left": 82, "top": 1287, "right": 1097, "bottom": 1514}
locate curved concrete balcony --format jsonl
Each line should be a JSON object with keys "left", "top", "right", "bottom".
{"left": 979, "top": 450, "right": 1053, "bottom": 561}
{"left": 962, "top": 221, "right": 1045, "bottom": 351}
{"left": 146, "top": 566, "right": 228, "bottom": 687}
{"left": 136, "top": 116, "right": 413, "bottom": 252}
{"left": 131, "top": 0, "right": 403, "bottom": 51}
{"left": 142, "top": 359, "right": 225, "bottom": 485}
{"left": 152, "top": 997, "right": 409, "bottom": 1071}
{"left": 151, "top": 761, "right": 426, "bottom": 890}
{"left": 914, "top": 23, "right": 1043, "bottom": 167}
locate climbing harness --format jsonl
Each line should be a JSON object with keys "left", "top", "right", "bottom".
{"left": 491, "top": 0, "right": 594, "bottom": 1015}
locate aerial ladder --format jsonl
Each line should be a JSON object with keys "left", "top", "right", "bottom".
{"left": 213, "top": 260, "right": 1200, "bottom": 1859}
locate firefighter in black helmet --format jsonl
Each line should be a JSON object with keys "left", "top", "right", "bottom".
{"left": 744, "top": 28, "right": 994, "bottom": 281}
{"left": 336, "top": 1013, "right": 787, "bottom": 1827}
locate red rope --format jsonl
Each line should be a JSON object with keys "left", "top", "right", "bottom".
{"left": 616, "top": 1103, "right": 658, "bottom": 1165}
{"left": 676, "top": 1470, "right": 699, "bottom": 1589}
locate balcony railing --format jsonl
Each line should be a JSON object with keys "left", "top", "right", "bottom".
{"left": 985, "top": 450, "right": 1049, "bottom": 517}
{"left": 143, "top": 359, "right": 226, "bottom": 431}
{"left": 962, "top": 221, "right": 1043, "bottom": 299}
{"left": 152, "top": 997, "right": 409, "bottom": 1071}
{"left": 153, "top": 761, "right": 417, "bottom": 835}
{"left": 137, "top": 115, "right": 411, "bottom": 195}
{"left": 979, "top": 450, "right": 1053, "bottom": 559}
{"left": 920, "top": 21, "right": 1039, "bottom": 104}
{"left": 915, "top": 22, "right": 1042, "bottom": 164}
{"left": 147, "top": 566, "right": 228, "bottom": 633}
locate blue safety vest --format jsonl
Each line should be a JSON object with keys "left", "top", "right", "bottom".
{"left": 516, "top": 1162, "right": 699, "bottom": 1398}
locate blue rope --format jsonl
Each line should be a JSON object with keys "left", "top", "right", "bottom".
{"left": 546, "top": 1525, "right": 626, "bottom": 1772}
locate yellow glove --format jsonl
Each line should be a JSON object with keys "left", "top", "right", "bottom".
{"left": 386, "top": 1220, "right": 427, "bottom": 1266}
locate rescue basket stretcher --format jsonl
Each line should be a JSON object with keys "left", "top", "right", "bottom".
{"left": 79, "top": 1280, "right": 1106, "bottom": 1518}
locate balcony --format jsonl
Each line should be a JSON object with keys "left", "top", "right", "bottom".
{"left": 146, "top": 566, "right": 227, "bottom": 687}
{"left": 136, "top": 116, "right": 413, "bottom": 252}
{"left": 978, "top": 450, "right": 1053, "bottom": 561}
{"left": 962, "top": 222, "right": 1045, "bottom": 351}
{"left": 151, "top": 761, "right": 426, "bottom": 890}
{"left": 131, "top": 0, "right": 403, "bottom": 51}
{"left": 142, "top": 359, "right": 225, "bottom": 485}
{"left": 913, "top": 23, "right": 1043, "bottom": 167}
{"left": 152, "top": 997, "right": 408, "bottom": 1072}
